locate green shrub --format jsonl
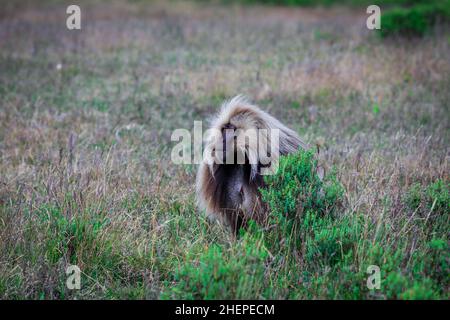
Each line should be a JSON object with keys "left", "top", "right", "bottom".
{"left": 258, "top": 150, "right": 372, "bottom": 299}
{"left": 380, "top": 2, "right": 450, "bottom": 37}
{"left": 259, "top": 150, "right": 449, "bottom": 299}
{"left": 260, "top": 150, "right": 344, "bottom": 253}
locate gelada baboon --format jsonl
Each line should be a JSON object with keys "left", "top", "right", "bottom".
{"left": 196, "top": 95, "right": 307, "bottom": 234}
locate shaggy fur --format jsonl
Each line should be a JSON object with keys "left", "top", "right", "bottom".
{"left": 196, "top": 96, "right": 307, "bottom": 233}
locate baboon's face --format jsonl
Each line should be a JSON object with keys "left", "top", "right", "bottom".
{"left": 218, "top": 118, "right": 263, "bottom": 215}
{"left": 219, "top": 114, "right": 260, "bottom": 165}
{"left": 221, "top": 122, "right": 237, "bottom": 163}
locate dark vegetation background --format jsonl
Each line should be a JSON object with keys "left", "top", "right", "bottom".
{"left": 0, "top": 0, "right": 448, "bottom": 299}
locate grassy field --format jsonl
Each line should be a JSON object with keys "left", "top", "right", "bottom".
{"left": 0, "top": 0, "right": 449, "bottom": 299}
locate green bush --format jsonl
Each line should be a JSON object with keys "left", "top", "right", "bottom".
{"left": 259, "top": 151, "right": 369, "bottom": 299}
{"left": 260, "top": 150, "right": 345, "bottom": 252}
{"left": 259, "top": 150, "right": 448, "bottom": 299}
{"left": 380, "top": 2, "right": 450, "bottom": 37}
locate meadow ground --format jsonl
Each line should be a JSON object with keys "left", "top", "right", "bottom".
{"left": 0, "top": 0, "right": 448, "bottom": 299}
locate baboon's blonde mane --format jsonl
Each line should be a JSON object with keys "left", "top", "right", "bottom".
{"left": 207, "top": 95, "right": 307, "bottom": 172}
{"left": 196, "top": 95, "right": 308, "bottom": 232}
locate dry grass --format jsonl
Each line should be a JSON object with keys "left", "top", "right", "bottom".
{"left": 0, "top": 0, "right": 448, "bottom": 299}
